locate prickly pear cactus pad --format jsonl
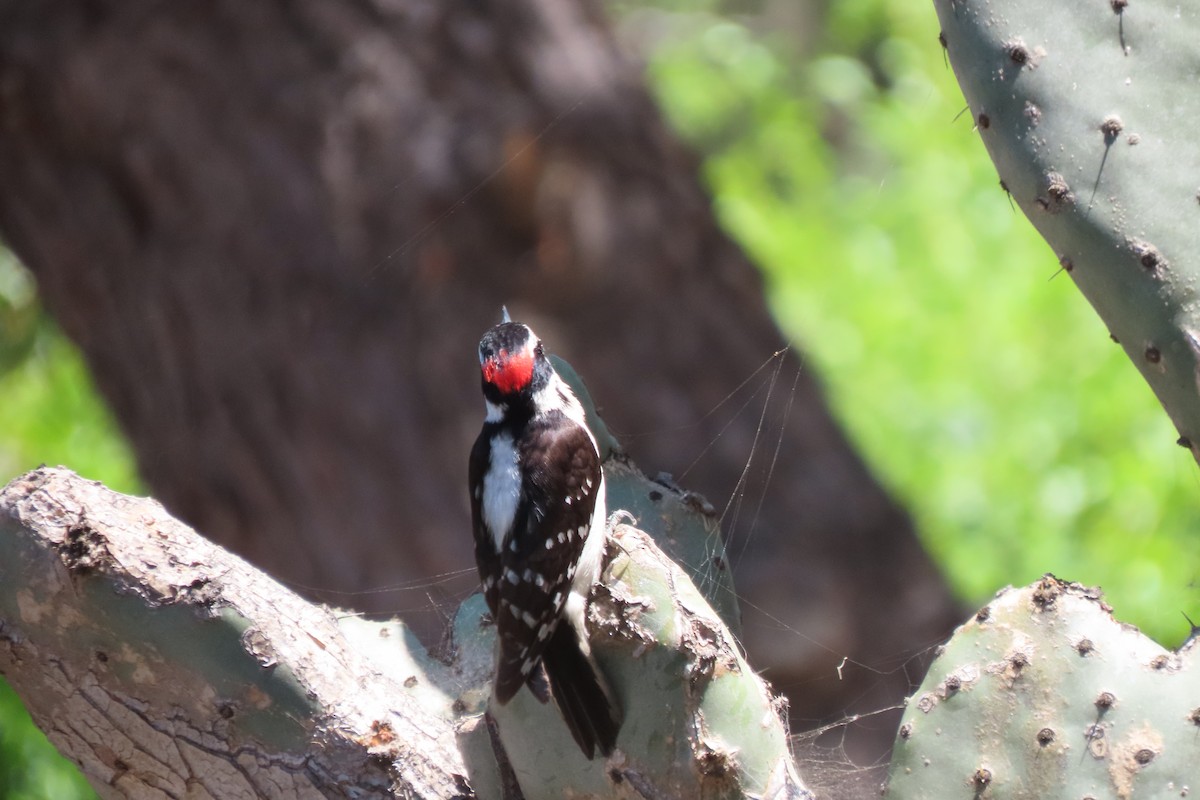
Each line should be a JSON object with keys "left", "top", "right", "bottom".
{"left": 553, "top": 354, "right": 741, "bottom": 631}
{"left": 934, "top": 0, "right": 1200, "bottom": 459}
{"left": 886, "top": 576, "right": 1200, "bottom": 799}
{"left": 453, "top": 525, "right": 809, "bottom": 800}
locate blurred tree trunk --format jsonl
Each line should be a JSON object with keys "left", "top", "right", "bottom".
{"left": 0, "top": 0, "right": 960, "bottom": 758}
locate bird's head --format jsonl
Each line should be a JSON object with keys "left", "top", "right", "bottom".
{"left": 479, "top": 319, "right": 548, "bottom": 401}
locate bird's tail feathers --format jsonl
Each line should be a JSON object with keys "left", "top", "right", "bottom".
{"left": 541, "top": 624, "right": 622, "bottom": 759}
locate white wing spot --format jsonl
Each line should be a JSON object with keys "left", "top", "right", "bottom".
{"left": 534, "top": 573, "right": 546, "bottom": 588}
{"left": 520, "top": 658, "right": 537, "bottom": 675}
{"left": 504, "top": 568, "right": 520, "bottom": 585}
{"left": 585, "top": 477, "right": 594, "bottom": 489}
{"left": 544, "top": 538, "right": 554, "bottom": 549}
{"left": 557, "top": 532, "right": 566, "bottom": 544}
{"left": 537, "top": 623, "right": 553, "bottom": 641}
{"left": 566, "top": 565, "right": 576, "bottom": 579}
{"left": 521, "top": 611, "right": 538, "bottom": 628}
{"left": 565, "top": 496, "right": 573, "bottom": 506}
{"left": 552, "top": 592, "right": 564, "bottom": 607}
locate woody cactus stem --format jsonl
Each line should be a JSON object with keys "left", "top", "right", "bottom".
{"left": 0, "top": 352, "right": 806, "bottom": 800}
{"left": 934, "top": 0, "right": 1200, "bottom": 459}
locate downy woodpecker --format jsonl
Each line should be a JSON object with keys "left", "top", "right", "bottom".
{"left": 468, "top": 316, "right": 622, "bottom": 758}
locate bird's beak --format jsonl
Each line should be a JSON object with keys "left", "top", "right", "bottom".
{"left": 501, "top": 305, "right": 512, "bottom": 323}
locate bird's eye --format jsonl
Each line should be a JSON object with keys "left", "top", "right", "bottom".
{"left": 535, "top": 342, "right": 544, "bottom": 356}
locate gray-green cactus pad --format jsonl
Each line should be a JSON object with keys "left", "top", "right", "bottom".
{"left": 934, "top": 0, "right": 1200, "bottom": 459}
{"left": 453, "top": 525, "right": 808, "bottom": 800}
{"left": 887, "top": 575, "right": 1200, "bottom": 799}
{"left": 553, "top": 354, "right": 740, "bottom": 631}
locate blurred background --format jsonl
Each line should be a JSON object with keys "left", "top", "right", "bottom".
{"left": 3, "top": 0, "right": 1200, "bottom": 796}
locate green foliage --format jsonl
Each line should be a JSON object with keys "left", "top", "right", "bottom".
{"left": 633, "top": 1, "right": 1200, "bottom": 646}
{"left": 0, "top": 250, "right": 39, "bottom": 374}
{"left": 0, "top": 684, "right": 93, "bottom": 800}
{"left": 0, "top": 327, "right": 139, "bottom": 496}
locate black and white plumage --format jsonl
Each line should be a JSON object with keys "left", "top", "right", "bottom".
{"left": 468, "top": 317, "right": 622, "bottom": 759}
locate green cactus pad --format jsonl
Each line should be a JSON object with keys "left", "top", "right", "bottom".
{"left": 887, "top": 575, "right": 1200, "bottom": 799}
{"left": 934, "top": 0, "right": 1200, "bottom": 458}
{"left": 553, "top": 354, "right": 740, "bottom": 632}
{"left": 453, "top": 525, "right": 808, "bottom": 800}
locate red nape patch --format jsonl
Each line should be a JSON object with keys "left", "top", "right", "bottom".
{"left": 483, "top": 348, "right": 535, "bottom": 394}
